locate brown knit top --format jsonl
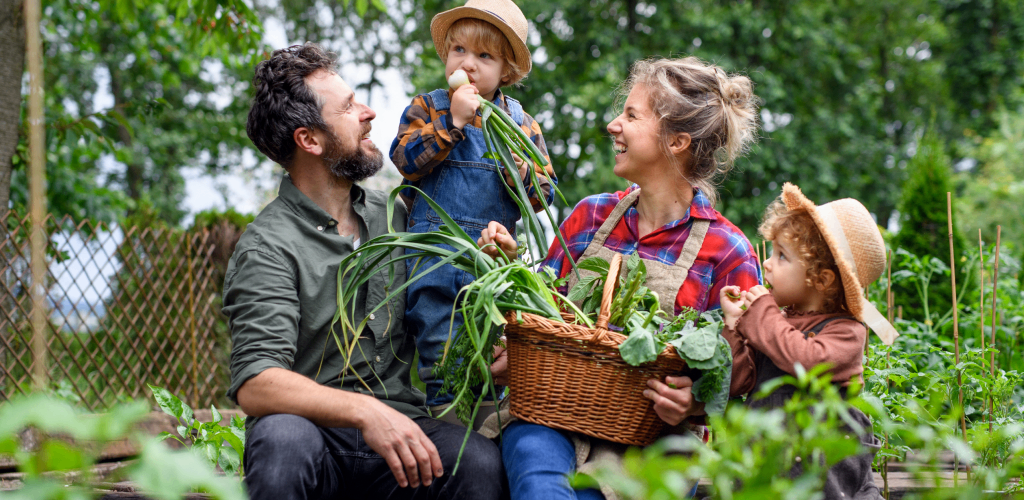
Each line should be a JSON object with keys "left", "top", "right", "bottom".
{"left": 723, "top": 293, "right": 868, "bottom": 398}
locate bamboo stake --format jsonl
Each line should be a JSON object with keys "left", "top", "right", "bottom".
{"left": 883, "top": 249, "right": 893, "bottom": 499}
{"left": 979, "top": 230, "right": 985, "bottom": 353}
{"left": 988, "top": 226, "right": 1001, "bottom": 433}
{"left": 947, "top": 193, "right": 968, "bottom": 482}
{"left": 26, "top": 0, "right": 48, "bottom": 391}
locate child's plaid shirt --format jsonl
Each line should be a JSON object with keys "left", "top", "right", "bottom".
{"left": 390, "top": 88, "right": 555, "bottom": 210}
{"left": 542, "top": 186, "right": 762, "bottom": 313}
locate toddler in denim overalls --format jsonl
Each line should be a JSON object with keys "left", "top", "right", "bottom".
{"left": 389, "top": 0, "right": 556, "bottom": 423}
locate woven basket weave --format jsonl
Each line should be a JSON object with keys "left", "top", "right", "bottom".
{"left": 504, "top": 253, "right": 687, "bottom": 446}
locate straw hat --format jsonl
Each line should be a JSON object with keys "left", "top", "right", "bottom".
{"left": 780, "top": 183, "right": 899, "bottom": 345}
{"left": 430, "top": 0, "right": 532, "bottom": 74}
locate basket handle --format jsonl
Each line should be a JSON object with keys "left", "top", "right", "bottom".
{"left": 594, "top": 253, "right": 623, "bottom": 333}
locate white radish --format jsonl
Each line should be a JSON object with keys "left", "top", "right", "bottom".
{"left": 447, "top": 69, "right": 471, "bottom": 89}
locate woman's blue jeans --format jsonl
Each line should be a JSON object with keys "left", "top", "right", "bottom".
{"left": 500, "top": 421, "right": 605, "bottom": 500}
{"left": 501, "top": 420, "right": 700, "bottom": 500}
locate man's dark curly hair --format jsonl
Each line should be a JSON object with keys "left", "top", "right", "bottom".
{"left": 247, "top": 43, "right": 337, "bottom": 168}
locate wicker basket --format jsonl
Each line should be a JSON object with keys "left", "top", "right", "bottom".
{"left": 504, "top": 253, "right": 687, "bottom": 446}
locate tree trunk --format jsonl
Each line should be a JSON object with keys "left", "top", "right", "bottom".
{"left": 0, "top": 0, "right": 26, "bottom": 213}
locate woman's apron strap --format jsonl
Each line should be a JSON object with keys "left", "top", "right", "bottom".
{"left": 589, "top": 189, "right": 641, "bottom": 250}
{"left": 565, "top": 187, "right": 712, "bottom": 316}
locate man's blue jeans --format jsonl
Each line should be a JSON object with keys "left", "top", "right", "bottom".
{"left": 500, "top": 421, "right": 605, "bottom": 500}
{"left": 244, "top": 414, "right": 507, "bottom": 500}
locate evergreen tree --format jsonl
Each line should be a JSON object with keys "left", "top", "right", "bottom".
{"left": 892, "top": 129, "right": 965, "bottom": 325}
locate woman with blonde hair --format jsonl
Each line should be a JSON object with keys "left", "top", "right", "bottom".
{"left": 480, "top": 56, "right": 763, "bottom": 499}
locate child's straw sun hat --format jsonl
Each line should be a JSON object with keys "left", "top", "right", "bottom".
{"left": 781, "top": 182, "right": 899, "bottom": 345}
{"left": 430, "top": 0, "right": 532, "bottom": 73}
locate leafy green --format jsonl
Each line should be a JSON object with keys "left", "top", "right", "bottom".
{"left": 149, "top": 385, "right": 246, "bottom": 477}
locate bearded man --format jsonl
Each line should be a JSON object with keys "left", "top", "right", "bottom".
{"left": 224, "top": 43, "right": 506, "bottom": 500}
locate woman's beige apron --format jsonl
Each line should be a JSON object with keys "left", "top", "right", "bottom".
{"left": 480, "top": 188, "right": 712, "bottom": 500}
{"left": 565, "top": 189, "right": 710, "bottom": 316}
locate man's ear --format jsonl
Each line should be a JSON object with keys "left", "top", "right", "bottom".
{"left": 815, "top": 269, "right": 837, "bottom": 292}
{"left": 667, "top": 132, "right": 692, "bottom": 157}
{"left": 293, "top": 127, "right": 323, "bottom": 157}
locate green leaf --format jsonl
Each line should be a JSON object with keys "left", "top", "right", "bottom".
{"left": 619, "top": 325, "right": 659, "bottom": 366}
{"left": 577, "top": 257, "right": 610, "bottom": 275}
{"left": 211, "top": 406, "right": 222, "bottom": 425}
{"left": 671, "top": 324, "right": 719, "bottom": 362}
{"left": 482, "top": 151, "right": 501, "bottom": 161}
{"left": 567, "top": 275, "right": 598, "bottom": 302}
{"left": 149, "top": 385, "right": 185, "bottom": 420}
{"left": 131, "top": 440, "right": 247, "bottom": 500}
{"left": 39, "top": 440, "right": 87, "bottom": 472}
{"left": 356, "top": 0, "right": 368, "bottom": 16}
{"left": 370, "top": 0, "right": 387, "bottom": 12}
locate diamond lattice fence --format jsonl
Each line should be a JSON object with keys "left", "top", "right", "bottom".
{"left": 0, "top": 212, "right": 226, "bottom": 410}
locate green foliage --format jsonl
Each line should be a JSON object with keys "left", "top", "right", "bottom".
{"left": 575, "top": 365, "right": 869, "bottom": 499}
{"left": 149, "top": 384, "right": 246, "bottom": 477}
{"left": 0, "top": 393, "right": 245, "bottom": 500}
{"left": 892, "top": 129, "right": 964, "bottom": 320}
{"left": 9, "top": 0, "right": 265, "bottom": 225}
{"left": 894, "top": 129, "right": 964, "bottom": 263}
{"left": 192, "top": 207, "right": 256, "bottom": 231}
{"left": 958, "top": 109, "right": 1024, "bottom": 257}
{"left": 940, "top": 0, "right": 1024, "bottom": 132}
{"left": 396, "top": 0, "right": 974, "bottom": 234}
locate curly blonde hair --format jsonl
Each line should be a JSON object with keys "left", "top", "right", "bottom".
{"left": 619, "top": 57, "right": 760, "bottom": 206}
{"left": 759, "top": 198, "right": 847, "bottom": 313}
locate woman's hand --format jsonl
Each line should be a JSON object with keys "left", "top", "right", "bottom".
{"left": 742, "top": 285, "right": 770, "bottom": 308}
{"left": 643, "top": 376, "right": 705, "bottom": 426}
{"left": 720, "top": 285, "right": 745, "bottom": 329}
{"left": 477, "top": 221, "right": 517, "bottom": 261}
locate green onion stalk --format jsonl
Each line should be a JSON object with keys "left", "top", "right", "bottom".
{"left": 329, "top": 185, "right": 592, "bottom": 473}
{"left": 447, "top": 69, "right": 577, "bottom": 279}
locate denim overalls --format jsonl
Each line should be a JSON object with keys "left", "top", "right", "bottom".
{"left": 405, "top": 88, "right": 527, "bottom": 407}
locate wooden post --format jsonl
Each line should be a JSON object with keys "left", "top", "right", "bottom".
{"left": 187, "top": 233, "right": 199, "bottom": 409}
{"left": 947, "top": 193, "right": 968, "bottom": 481}
{"left": 26, "top": 0, "right": 48, "bottom": 391}
{"left": 988, "top": 226, "right": 1001, "bottom": 433}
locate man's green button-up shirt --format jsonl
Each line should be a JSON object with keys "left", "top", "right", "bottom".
{"left": 224, "top": 175, "right": 426, "bottom": 420}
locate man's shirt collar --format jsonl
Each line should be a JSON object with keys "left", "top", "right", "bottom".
{"left": 278, "top": 174, "right": 367, "bottom": 230}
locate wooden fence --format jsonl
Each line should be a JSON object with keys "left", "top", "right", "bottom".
{"left": 0, "top": 212, "right": 228, "bottom": 410}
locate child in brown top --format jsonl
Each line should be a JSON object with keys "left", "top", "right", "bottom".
{"left": 720, "top": 182, "right": 897, "bottom": 500}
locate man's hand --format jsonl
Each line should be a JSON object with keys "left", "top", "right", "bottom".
{"left": 359, "top": 401, "right": 444, "bottom": 488}
{"left": 490, "top": 337, "right": 508, "bottom": 386}
{"left": 451, "top": 84, "right": 480, "bottom": 130}
{"left": 643, "top": 376, "right": 705, "bottom": 426}
{"left": 743, "top": 285, "right": 770, "bottom": 309}
{"left": 477, "top": 221, "right": 517, "bottom": 261}
{"left": 720, "top": 285, "right": 745, "bottom": 330}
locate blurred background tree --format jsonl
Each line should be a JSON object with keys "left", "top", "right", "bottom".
{"left": 3, "top": 0, "right": 1022, "bottom": 247}
{"left": 3, "top": 0, "right": 264, "bottom": 225}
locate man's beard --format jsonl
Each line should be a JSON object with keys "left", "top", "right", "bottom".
{"left": 321, "top": 126, "right": 383, "bottom": 183}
